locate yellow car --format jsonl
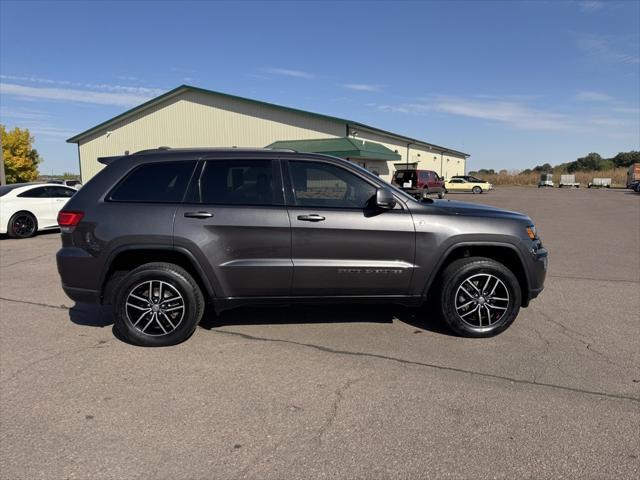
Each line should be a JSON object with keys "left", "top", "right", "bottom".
{"left": 444, "top": 177, "right": 493, "bottom": 194}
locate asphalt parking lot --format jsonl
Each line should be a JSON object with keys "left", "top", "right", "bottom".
{"left": 1, "top": 186, "right": 638, "bottom": 479}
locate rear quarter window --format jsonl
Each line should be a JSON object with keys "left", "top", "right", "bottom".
{"left": 109, "top": 161, "right": 196, "bottom": 203}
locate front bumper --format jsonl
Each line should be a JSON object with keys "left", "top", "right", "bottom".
{"left": 525, "top": 246, "right": 548, "bottom": 305}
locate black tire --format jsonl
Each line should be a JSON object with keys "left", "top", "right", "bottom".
{"left": 472, "top": 186, "right": 482, "bottom": 194}
{"left": 437, "top": 191, "right": 445, "bottom": 199}
{"left": 439, "top": 257, "right": 521, "bottom": 337}
{"left": 422, "top": 188, "right": 430, "bottom": 199}
{"left": 7, "top": 211, "right": 37, "bottom": 239}
{"left": 113, "top": 262, "right": 205, "bottom": 347}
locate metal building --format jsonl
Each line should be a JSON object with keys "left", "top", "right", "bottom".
{"left": 67, "top": 85, "right": 469, "bottom": 183}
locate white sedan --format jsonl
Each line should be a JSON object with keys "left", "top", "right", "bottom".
{"left": 0, "top": 183, "right": 77, "bottom": 239}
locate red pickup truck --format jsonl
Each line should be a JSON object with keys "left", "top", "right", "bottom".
{"left": 392, "top": 169, "right": 446, "bottom": 199}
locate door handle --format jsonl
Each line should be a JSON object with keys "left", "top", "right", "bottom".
{"left": 297, "top": 214, "right": 325, "bottom": 222}
{"left": 184, "top": 211, "right": 214, "bottom": 219}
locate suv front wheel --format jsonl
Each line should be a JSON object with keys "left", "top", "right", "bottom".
{"left": 439, "top": 257, "right": 521, "bottom": 337}
{"left": 114, "top": 262, "right": 205, "bottom": 346}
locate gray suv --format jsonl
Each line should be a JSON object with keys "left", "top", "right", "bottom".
{"left": 56, "top": 148, "right": 547, "bottom": 346}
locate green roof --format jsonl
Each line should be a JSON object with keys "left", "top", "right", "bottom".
{"left": 66, "top": 84, "right": 468, "bottom": 158}
{"left": 267, "top": 137, "right": 402, "bottom": 161}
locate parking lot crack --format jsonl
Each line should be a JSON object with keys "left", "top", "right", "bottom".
{"left": 0, "top": 296, "right": 70, "bottom": 310}
{"left": 1, "top": 253, "right": 51, "bottom": 268}
{"left": 2, "top": 339, "right": 113, "bottom": 386}
{"left": 213, "top": 329, "right": 639, "bottom": 404}
{"left": 547, "top": 274, "right": 640, "bottom": 284}
{"left": 536, "top": 310, "right": 629, "bottom": 371}
{"left": 314, "top": 377, "right": 363, "bottom": 446}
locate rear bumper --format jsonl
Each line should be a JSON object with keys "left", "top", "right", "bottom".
{"left": 62, "top": 285, "right": 100, "bottom": 304}
{"left": 57, "top": 247, "right": 102, "bottom": 304}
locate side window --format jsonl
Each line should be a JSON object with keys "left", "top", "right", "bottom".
{"left": 47, "top": 187, "right": 75, "bottom": 198}
{"left": 110, "top": 161, "right": 196, "bottom": 203}
{"left": 18, "top": 186, "right": 48, "bottom": 198}
{"left": 289, "top": 161, "right": 376, "bottom": 208}
{"left": 198, "top": 160, "right": 278, "bottom": 206}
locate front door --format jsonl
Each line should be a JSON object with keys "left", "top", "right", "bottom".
{"left": 173, "top": 158, "right": 292, "bottom": 298}
{"left": 285, "top": 159, "right": 416, "bottom": 297}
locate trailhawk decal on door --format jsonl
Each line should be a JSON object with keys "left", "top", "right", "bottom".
{"left": 338, "top": 268, "right": 404, "bottom": 275}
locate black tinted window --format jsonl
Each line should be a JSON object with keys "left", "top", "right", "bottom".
{"left": 47, "top": 187, "right": 75, "bottom": 198}
{"left": 110, "top": 161, "right": 196, "bottom": 203}
{"left": 18, "top": 186, "right": 49, "bottom": 198}
{"left": 289, "top": 161, "right": 376, "bottom": 208}
{"left": 197, "top": 160, "right": 277, "bottom": 205}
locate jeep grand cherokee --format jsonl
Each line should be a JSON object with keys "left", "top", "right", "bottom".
{"left": 56, "top": 148, "right": 547, "bottom": 346}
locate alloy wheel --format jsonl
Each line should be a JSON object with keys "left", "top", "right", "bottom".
{"left": 125, "top": 280, "right": 185, "bottom": 336}
{"left": 454, "top": 273, "right": 510, "bottom": 328}
{"left": 12, "top": 215, "right": 36, "bottom": 238}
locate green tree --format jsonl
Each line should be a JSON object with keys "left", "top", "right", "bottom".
{"left": 533, "top": 163, "right": 553, "bottom": 173}
{"left": 1, "top": 125, "right": 42, "bottom": 183}
{"left": 610, "top": 151, "right": 640, "bottom": 168}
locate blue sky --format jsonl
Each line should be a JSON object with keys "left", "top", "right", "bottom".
{"left": 1, "top": 0, "right": 638, "bottom": 175}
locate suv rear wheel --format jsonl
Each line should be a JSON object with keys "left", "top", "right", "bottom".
{"left": 114, "top": 262, "right": 205, "bottom": 346}
{"left": 439, "top": 257, "right": 521, "bottom": 337}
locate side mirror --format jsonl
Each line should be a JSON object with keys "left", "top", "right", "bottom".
{"left": 375, "top": 187, "right": 396, "bottom": 209}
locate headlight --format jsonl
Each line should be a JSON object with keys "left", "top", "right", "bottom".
{"left": 526, "top": 225, "right": 537, "bottom": 240}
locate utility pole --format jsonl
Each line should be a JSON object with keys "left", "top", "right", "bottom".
{"left": 0, "top": 134, "right": 6, "bottom": 185}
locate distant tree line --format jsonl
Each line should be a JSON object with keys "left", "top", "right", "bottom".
{"left": 516, "top": 151, "right": 639, "bottom": 175}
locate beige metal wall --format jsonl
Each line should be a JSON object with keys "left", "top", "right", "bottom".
{"left": 78, "top": 90, "right": 344, "bottom": 182}
{"left": 353, "top": 128, "right": 466, "bottom": 181}
{"left": 77, "top": 89, "right": 466, "bottom": 183}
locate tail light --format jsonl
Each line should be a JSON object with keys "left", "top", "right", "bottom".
{"left": 58, "top": 211, "right": 84, "bottom": 228}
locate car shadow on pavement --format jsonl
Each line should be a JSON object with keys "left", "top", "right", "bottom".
{"left": 199, "top": 303, "right": 454, "bottom": 336}
{"left": 69, "top": 303, "right": 114, "bottom": 327}
{"left": 67, "top": 302, "right": 455, "bottom": 338}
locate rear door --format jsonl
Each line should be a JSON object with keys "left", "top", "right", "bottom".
{"left": 47, "top": 186, "right": 76, "bottom": 225}
{"left": 284, "top": 158, "right": 416, "bottom": 296}
{"left": 16, "top": 186, "right": 56, "bottom": 227}
{"left": 173, "top": 158, "right": 292, "bottom": 298}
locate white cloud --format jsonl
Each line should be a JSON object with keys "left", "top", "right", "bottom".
{"left": 343, "top": 83, "right": 382, "bottom": 92}
{"left": 433, "top": 97, "right": 571, "bottom": 131}
{"left": 574, "top": 90, "right": 612, "bottom": 101}
{"left": 27, "top": 125, "right": 77, "bottom": 139}
{"left": 263, "top": 68, "right": 316, "bottom": 79}
{"left": 576, "top": 1, "right": 604, "bottom": 12}
{"left": 575, "top": 33, "right": 640, "bottom": 65}
{"left": 0, "top": 106, "right": 49, "bottom": 121}
{"left": 0, "top": 107, "right": 75, "bottom": 139}
{"left": 369, "top": 95, "right": 638, "bottom": 134}
{"left": 0, "top": 83, "right": 156, "bottom": 106}
{"left": 0, "top": 75, "right": 165, "bottom": 96}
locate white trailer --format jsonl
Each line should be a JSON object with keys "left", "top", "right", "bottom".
{"left": 538, "top": 173, "right": 554, "bottom": 188}
{"left": 559, "top": 174, "right": 580, "bottom": 188}
{"left": 588, "top": 178, "right": 611, "bottom": 188}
